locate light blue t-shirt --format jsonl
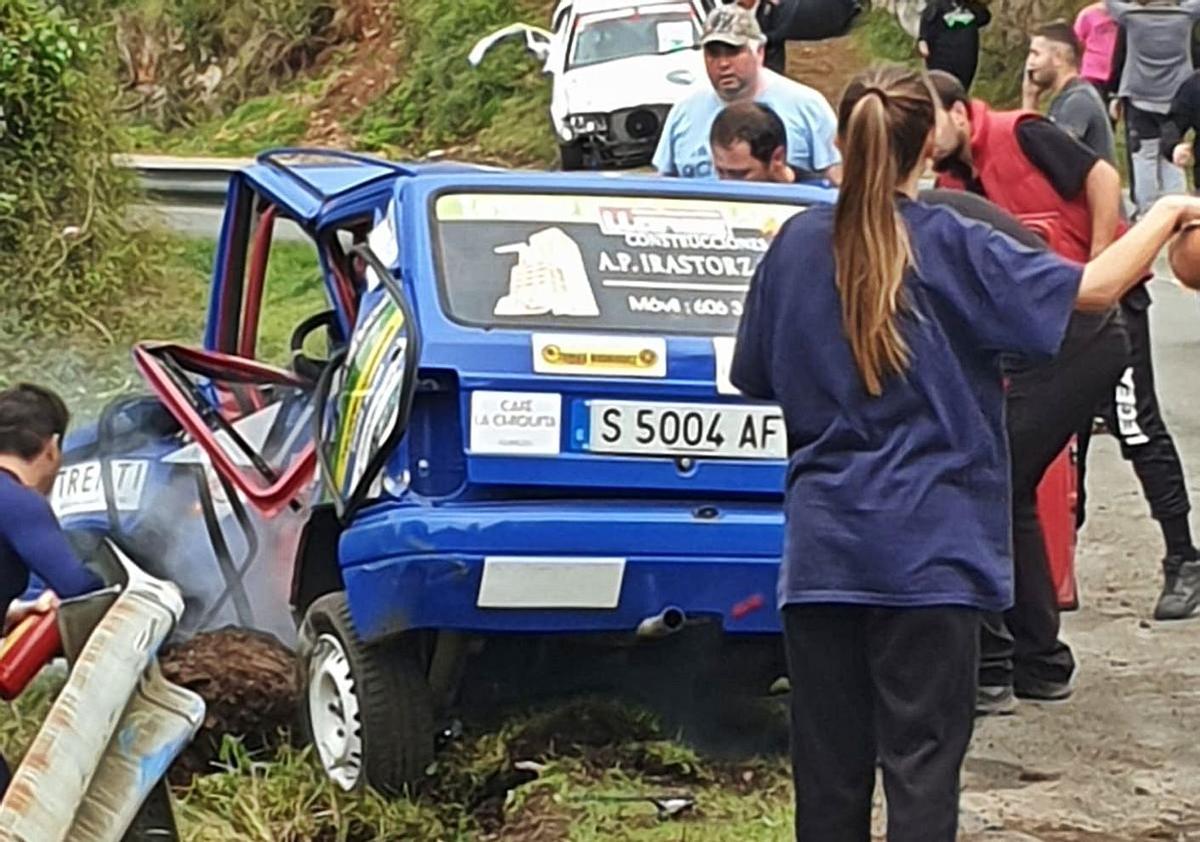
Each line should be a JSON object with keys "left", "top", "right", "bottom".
{"left": 652, "top": 70, "right": 841, "bottom": 179}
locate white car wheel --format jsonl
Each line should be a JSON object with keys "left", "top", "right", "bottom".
{"left": 308, "top": 633, "right": 364, "bottom": 791}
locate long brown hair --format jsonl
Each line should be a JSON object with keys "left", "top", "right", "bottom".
{"left": 833, "top": 66, "right": 936, "bottom": 396}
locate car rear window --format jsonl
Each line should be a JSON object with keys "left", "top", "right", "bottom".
{"left": 432, "top": 191, "right": 807, "bottom": 336}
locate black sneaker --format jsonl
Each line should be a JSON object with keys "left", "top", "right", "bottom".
{"left": 1014, "top": 673, "right": 1074, "bottom": 702}
{"left": 975, "top": 685, "right": 1017, "bottom": 716}
{"left": 1153, "top": 555, "right": 1200, "bottom": 621}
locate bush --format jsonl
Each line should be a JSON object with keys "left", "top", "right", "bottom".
{"left": 110, "top": 0, "right": 351, "bottom": 130}
{"left": 974, "top": 0, "right": 1090, "bottom": 106}
{"left": 354, "top": 0, "right": 557, "bottom": 165}
{"left": 0, "top": 0, "right": 146, "bottom": 333}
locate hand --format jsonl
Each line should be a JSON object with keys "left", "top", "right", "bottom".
{"left": 4, "top": 591, "right": 59, "bottom": 635}
{"left": 1109, "top": 98, "right": 1122, "bottom": 123}
{"left": 917, "top": 39, "right": 930, "bottom": 58}
{"left": 1155, "top": 194, "right": 1200, "bottom": 230}
{"left": 1173, "top": 142, "right": 1194, "bottom": 168}
{"left": 1021, "top": 74, "right": 1043, "bottom": 109}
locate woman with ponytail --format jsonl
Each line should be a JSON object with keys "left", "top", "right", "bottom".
{"left": 730, "top": 64, "right": 1200, "bottom": 840}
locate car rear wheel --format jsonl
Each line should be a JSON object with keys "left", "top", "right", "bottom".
{"left": 559, "top": 141, "right": 586, "bottom": 171}
{"left": 298, "top": 591, "right": 435, "bottom": 796}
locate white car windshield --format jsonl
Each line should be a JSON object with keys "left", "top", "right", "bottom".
{"left": 567, "top": 4, "right": 699, "bottom": 69}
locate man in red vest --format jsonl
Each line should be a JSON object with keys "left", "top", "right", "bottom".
{"left": 928, "top": 69, "right": 1134, "bottom": 713}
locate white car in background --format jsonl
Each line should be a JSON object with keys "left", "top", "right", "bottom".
{"left": 470, "top": 0, "right": 714, "bottom": 170}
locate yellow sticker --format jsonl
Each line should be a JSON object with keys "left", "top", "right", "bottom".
{"left": 532, "top": 334, "right": 667, "bottom": 378}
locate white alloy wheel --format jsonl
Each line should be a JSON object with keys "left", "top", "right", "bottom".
{"left": 308, "top": 632, "right": 364, "bottom": 791}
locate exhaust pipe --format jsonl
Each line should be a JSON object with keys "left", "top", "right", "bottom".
{"left": 636, "top": 606, "right": 686, "bottom": 639}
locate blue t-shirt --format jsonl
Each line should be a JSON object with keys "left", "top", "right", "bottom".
{"left": 652, "top": 70, "right": 840, "bottom": 179}
{"left": 730, "top": 200, "right": 1081, "bottom": 612}
{"left": 0, "top": 469, "right": 102, "bottom": 610}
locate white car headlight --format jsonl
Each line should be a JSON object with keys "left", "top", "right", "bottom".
{"left": 566, "top": 113, "right": 608, "bottom": 135}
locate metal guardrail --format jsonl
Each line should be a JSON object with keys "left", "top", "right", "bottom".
{"left": 116, "top": 154, "right": 248, "bottom": 204}
{"left": 118, "top": 153, "right": 937, "bottom": 204}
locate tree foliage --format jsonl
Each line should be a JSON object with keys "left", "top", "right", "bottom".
{"left": 111, "top": 0, "right": 351, "bottom": 130}
{"left": 0, "top": 0, "right": 145, "bottom": 332}
{"left": 355, "top": 0, "right": 557, "bottom": 165}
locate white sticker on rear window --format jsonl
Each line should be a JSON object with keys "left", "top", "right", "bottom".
{"left": 469, "top": 391, "right": 562, "bottom": 455}
{"left": 493, "top": 227, "right": 600, "bottom": 318}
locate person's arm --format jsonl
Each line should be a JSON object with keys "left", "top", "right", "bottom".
{"left": 652, "top": 107, "right": 680, "bottom": 176}
{"left": 1084, "top": 159, "right": 1122, "bottom": 256}
{"left": 970, "top": 0, "right": 992, "bottom": 28}
{"left": 1108, "top": 24, "right": 1126, "bottom": 121}
{"left": 1016, "top": 119, "right": 1118, "bottom": 254}
{"left": 925, "top": 194, "right": 1200, "bottom": 359}
{"left": 4, "top": 491, "right": 103, "bottom": 599}
{"left": 1021, "top": 74, "right": 1042, "bottom": 111}
{"left": 1048, "top": 92, "right": 1093, "bottom": 143}
{"left": 1162, "top": 76, "right": 1200, "bottom": 166}
{"left": 1074, "top": 8, "right": 1091, "bottom": 43}
{"left": 1109, "top": 23, "right": 1126, "bottom": 89}
{"left": 793, "top": 95, "right": 842, "bottom": 184}
{"left": 5, "top": 591, "right": 58, "bottom": 635}
{"left": 730, "top": 260, "right": 776, "bottom": 400}
{"left": 918, "top": 6, "right": 938, "bottom": 54}
{"left": 1077, "top": 195, "right": 1200, "bottom": 309}
{"left": 1105, "top": 0, "right": 1136, "bottom": 23}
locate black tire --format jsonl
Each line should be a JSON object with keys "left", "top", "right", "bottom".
{"left": 298, "top": 591, "right": 435, "bottom": 796}
{"left": 559, "top": 141, "right": 586, "bottom": 171}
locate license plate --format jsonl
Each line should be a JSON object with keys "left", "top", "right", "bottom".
{"left": 588, "top": 400, "right": 785, "bottom": 459}
{"left": 50, "top": 459, "right": 148, "bottom": 518}
{"left": 477, "top": 556, "right": 626, "bottom": 608}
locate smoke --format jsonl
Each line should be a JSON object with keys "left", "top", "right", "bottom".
{"left": 106, "top": 464, "right": 308, "bottom": 648}
{"left": 61, "top": 387, "right": 314, "bottom": 651}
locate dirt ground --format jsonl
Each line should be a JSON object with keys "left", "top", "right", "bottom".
{"left": 785, "top": 35, "right": 867, "bottom": 107}
{"left": 778, "top": 34, "right": 1200, "bottom": 836}
{"left": 302, "top": 0, "right": 398, "bottom": 148}
{"left": 945, "top": 441, "right": 1200, "bottom": 841}
{"left": 949, "top": 336, "right": 1200, "bottom": 842}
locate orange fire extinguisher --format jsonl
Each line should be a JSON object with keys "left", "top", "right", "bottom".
{"left": 0, "top": 610, "right": 62, "bottom": 701}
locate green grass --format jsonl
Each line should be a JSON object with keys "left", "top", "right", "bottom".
{"left": 127, "top": 88, "right": 320, "bottom": 158}
{"left": 853, "top": 8, "right": 920, "bottom": 68}
{"left": 1, "top": 234, "right": 327, "bottom": 416}
{"left": 120, "top": 0, "right": 560, "bottom": 166}
{"left": 0, "top": 679, "right": 797, "bottom": 840}
{"left": 163, "top": 237, "right": 328, "bottom": 368}
{"left": 352, "top": 0, "right": 557, "bottom": 167}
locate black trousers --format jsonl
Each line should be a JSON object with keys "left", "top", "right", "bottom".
{"left": 783, "top": 604, "right": 980, "bottom": 842}
{"left": 980, "top": 316, "right": 1129, "bottom": 687}
{"left": 1079, "top": 286, "right": 1191, "bottom": 529}
{"left": 764, "top": 40, "right": 787, "bottom": 75}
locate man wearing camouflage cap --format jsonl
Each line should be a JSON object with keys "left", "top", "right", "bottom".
{"left": 653, "top": 4, "right": 840, "bottom": 182}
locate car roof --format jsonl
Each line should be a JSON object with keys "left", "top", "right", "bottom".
{"left": 238, "top": 150, "right": 504, "bottom": 223}
{"left": 239, "top": 148, "right": 836, "bottom": 224}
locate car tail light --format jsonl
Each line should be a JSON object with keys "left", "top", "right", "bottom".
{"left": 405, "top": 370, "right": 466, "bottom": 498}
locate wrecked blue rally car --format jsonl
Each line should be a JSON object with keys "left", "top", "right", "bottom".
{"left": 48, "top": 149, "right": 837, "bottom": 794}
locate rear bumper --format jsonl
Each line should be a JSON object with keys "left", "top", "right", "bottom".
{"left": 339, "top": 501, "right": 783, "bottom": 642}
